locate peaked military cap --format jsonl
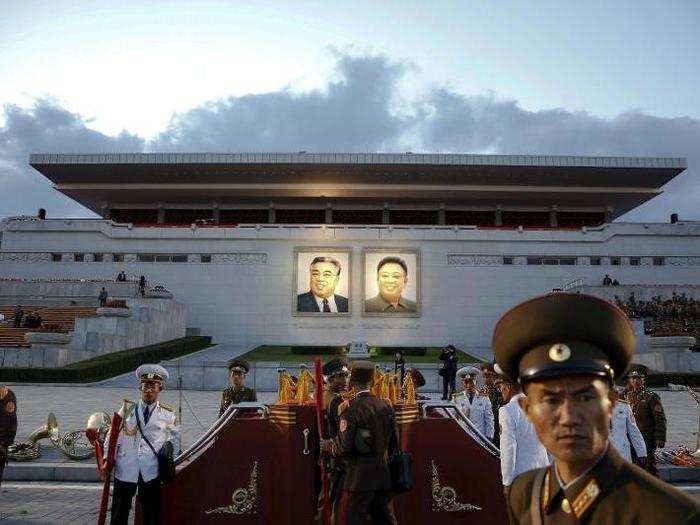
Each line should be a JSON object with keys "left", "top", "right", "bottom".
{"left": 350, "top": 360, "right": 375, "bottom": 384}
{"left": 407, "top": 368, "right": 426, "bottom": 387}
{"left": 227, "top": 358, "right": 250, "bottom": 374}
{"left": 492, "top": 292, "right": 635, "bottom": 383}
{"left": 323, "top": 358, "right": 349, "bottom": 378}
{"left": 626, "top": 366, "right": 647, "bottom": 378}
{"left": 479, "top": 362, "right": 496, "bottom": 374}
{"left": 457, "top": 366, "right": 479, "bottom": 380}
{"left": 135, "top": 364, "right": 169, "bottom": 383}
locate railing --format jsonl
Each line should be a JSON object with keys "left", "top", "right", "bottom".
{"left": 563, "top": 278, "right": 584, "bottom": 291}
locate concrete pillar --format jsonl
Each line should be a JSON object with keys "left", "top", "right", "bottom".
{"left": 325, "top": 202, "right": 333, "bottom": 224}
{"left": 605, "top": 207, "right": 613, "bottom": 223}
{"left": 382, "top": 203, "right": 390, "bottom": 224}
{"left": 268, "top": 203, "right": 276, "bottom": 224}
{"left": 438, "top": 203, "right": 446, "bottom": 225}
{"left": 495, "top": 206, "right": 503, "bottom": 227}
{"left": 550, "top": 206, "right": 558, "bottom": 227}
{"left": 157, "top": 203, "right": 165, "bottom": 225}
{"left": 212, "top": 203, "right": 220, "bottom": 223}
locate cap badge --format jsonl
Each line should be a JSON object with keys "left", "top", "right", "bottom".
{"left": 548, "top": 343, "right": 571, "bottom": 362}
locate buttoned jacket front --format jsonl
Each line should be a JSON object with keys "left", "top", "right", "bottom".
{"left": 610, "top": 401, "right": 647, "bottom": 462}
{"left": 454, "top": 390, "right": 494, "bottom": 439}
{"left": 499, "top": 393, "right": 549, "bottom": 486}
{"left": 106, "top": 400, "right": 180, "bottom": 483}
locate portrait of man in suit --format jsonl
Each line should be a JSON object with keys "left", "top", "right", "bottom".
{"left": 363, "top": 251, "right": 420, "bottom": 316}
{"left": 296, "top": 255, "right": 349, "bottom": 314}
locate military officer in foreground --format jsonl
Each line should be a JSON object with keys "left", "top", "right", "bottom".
{"left": 218, "top": 359, "right": 257, "bottom": 417}
{"left": 621, "top": 367, "right": 666, "bottom": 476}
{"left": 494, "top": 292, "right": 699, "bottom": 524}
{"left": 320, "top": 360, "right": 399, "bottom": 525}
{"left": 0, "top": 384, "right": 17, "bottom": 488}
{"left": 453, "top": 366, "right": 494, "bottom": 439}
{"left": 106, "top": 364, "right": 180, "bottom": 525}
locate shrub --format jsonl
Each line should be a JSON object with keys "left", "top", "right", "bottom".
{"left": 291, "top": 346, "right": 345, "bottom": 355}
{"left": 377, "top": 347, "right": 428, "bottom": 356}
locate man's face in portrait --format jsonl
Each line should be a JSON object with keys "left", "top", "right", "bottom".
{"left": 520, "top": 375, "right": 612, "bottom": 465}
{"left": 309, "top": 261, "right": 340, "bottom": 299}
{"left": 377, "top": 262, "right": 407, "bottom": 303}
{"left": 230, "top": 370, "right": 245, "bottom": 389}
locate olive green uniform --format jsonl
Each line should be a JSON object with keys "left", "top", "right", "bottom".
{"left": 506, "top": 446, "right": 699, "bottom": 524}
{"left": 0, "top": 387, "right": 18, "bottom": 487}
{"left": 218, "top": 386, "right": 257, "bottom": 417}
{"left": 621, "top": 387, "right": 666, "bottom": 476}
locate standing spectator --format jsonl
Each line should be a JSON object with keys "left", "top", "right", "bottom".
{"left": 496, "top": 374, "right": 549, "bottom": 488}
{"left": 12, "top": 304, "right": 24, "bottom": 328}
{"left": 438, "top": 345, "right": 459, "bottom": 400}
{"left": 622, "top": 368, "right": 667, "bottom": 476}
{"left": 116, "top": 270, "right": 127, "bottom": 282}
{"left": 610, "top": 387, "right": 647, "bottom": 464}
{"left": 0, "top": 384, "right": 17, "bottom": 488}
{"left": 603, "top": 274, "right": 613, "bottom": 285}
{"left": 98, "top": 286, "right": 109, "bottom": 307}
{"left": 393, "top": 350, "right": 405, "bottom": 386}
{"left": 139, "top": 275, "right": 147, "bottom": 296}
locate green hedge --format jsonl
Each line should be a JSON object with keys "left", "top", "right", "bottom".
{"left": 377, "top": 347, "right": 428, "bottom": 356}
{"left": 291, "top": 346, "right": 345, "bottom": 355}
{"left": 0, "top": 336, "right": 213, "bottom": 383}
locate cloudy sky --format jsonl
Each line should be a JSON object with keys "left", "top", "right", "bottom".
{"left": 1, "top": 0, "right": 698, "bottom": 220}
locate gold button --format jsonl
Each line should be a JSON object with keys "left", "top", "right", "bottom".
{"left": 561, "top": 498, "right": 572, "bottom": 514}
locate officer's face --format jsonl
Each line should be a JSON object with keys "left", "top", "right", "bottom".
{"left": 329, "top": 372, "right": 349, "bottom": 393}
{"left": 377, "top": 263, "right": 407, "bottom": 301}
{"left": 462, "top": 377, "right": 476, "bottom": 392}
{"left": 521, "top": 376, "right": 612, "bottom": 465}
{"left": 309, "top": 261, "right": 340, "bottom": 299}
{"left": 629, "top": 377, "right": 644, "bottom": 390}
{"left": 230, "top": 370, "right": 245, "bottom": 389}
{"left": 140, "top": 380, "right": 161, "bottom": 403}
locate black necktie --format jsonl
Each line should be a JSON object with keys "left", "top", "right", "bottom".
{"left": 469, "top": 393, "right": 474, "bottom": 404}
{"left": 144, "top": 406, "right": 151, "bottom": 425}
{"left": 322, "top": 299, "right": 331, "bottom": 312}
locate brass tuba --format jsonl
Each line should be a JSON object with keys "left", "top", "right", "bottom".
{"left": 7, "top": 412, "right": 59, "bottom": 461}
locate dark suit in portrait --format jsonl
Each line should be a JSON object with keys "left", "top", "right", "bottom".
{"left": 364, "top": 294, "right": 417, "bottom": 313}
{"left": 297, "top": 291, "right": 349, "bottom": 313}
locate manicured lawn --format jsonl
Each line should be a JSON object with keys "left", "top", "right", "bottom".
{"left": 240, "top": 345, "right": 486, "bottom": 365}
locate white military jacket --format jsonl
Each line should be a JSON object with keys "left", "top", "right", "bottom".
{"left": 105, "top": 399, "right": 180, "bottom": 483}
{"left": 610, "top": 400, "right": 647, "bottom": 462}
{"left": 498, "top": 393, "right": 549, "bottom": 486}
{"left": 453, "top": 390, "right": 494, "bottom": 439}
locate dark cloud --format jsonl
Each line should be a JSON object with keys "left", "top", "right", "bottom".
{"left": 0, "top": 52, "right": 697, "bottom": 221}
{"left": 0, "top": 99, "right": 144, "bottom": 218}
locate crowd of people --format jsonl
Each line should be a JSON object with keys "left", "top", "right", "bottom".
{"left": 9, "top": 305, "right": 42, "bottom": 329}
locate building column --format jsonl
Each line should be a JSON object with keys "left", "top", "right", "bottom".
{"left": 605, "top": 207, "right": 613, "bottom": 223}
{"left": 101, "top": 203, "right": 111, "bottom": 220}
{"left": 495, "top": 205, "right": 502, "bottom": 227}
{"left": 157, "top": 203, "right": 165, "bottom": 225}
{"left": 268, "top": 202, "right": 276, "bottom": 224}
{"left": 438, "top": 203, "right": 446, "bottom": 225}
{"left": 549, "top": 206, "right": 558, "bottom": 227}
{"left": 325, "top": 202, "right": 333, "bottom": 224}
{"left": 212, "top": 203, "right": 220, "bottom": 223}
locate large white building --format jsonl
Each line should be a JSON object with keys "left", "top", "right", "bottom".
{"left": 1, "top": 153, "right": 698, "bottom": 359}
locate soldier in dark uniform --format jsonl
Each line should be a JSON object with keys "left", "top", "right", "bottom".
{"left": 0, "top": 384, "right": 18, "bottom": 487}
{"left": 218, "top": 359, "right": 257, "bottom": 417}
{"left": 321, "top": 361, "right": 399, "bottom": 525}
{"left": 479, "top": 362, "right": 504, "bottom": 447}
{"left": 493, "top": 292, "right": 699, "bottom": 524}
{"left": 621, "top": 368, "right": 667, "bottom": 476}
{"left": 321, "top": 358, "right": 350, "bottom": 523}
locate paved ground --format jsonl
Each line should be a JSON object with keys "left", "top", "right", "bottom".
{"left": 0, "top": 482, "right": 103, "bottom": 524}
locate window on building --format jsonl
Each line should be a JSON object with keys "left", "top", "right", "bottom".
{"left": 74, "top": 253, "right": 85, "bottom": 262}
{"left": 51, "top": 253, "right": 62, "bottom": 262}
{"left": 113, "top": 254, "right": 124, "bottom": 262}
{"left": 219, "top": 209, "right": 270, "bottom": 224}
{"left": 503, "top": 257, "right": 513, "bottom": 265}
{"left": 630, "top": 257, "right": 641, "bottom": 266}
{"left": 527, "top": 257, "right": 577, "bottom": 265}
{"left": 155, "top": 254, "right": 170, "bottom": 262}
{"left": 164, "top": 209, "right": 212, "bottom": 225}
{"left": 171, "top": 255, "right": 188, "bottom": 263}
{"left": 333, "top": 209, "right": 384, "bottom": 224}
{"left": 611, "top": 257, "right": 621, "bottom": 266}
{"left": 275, "top": 209, "right": 326, "bottom": 224}
{"left": 653, "top": 257, "right": 665, "bottom": 266}
{"left": 201, "top": 254, "right": 212, "bottom": 263}
{"left": 388, "top": 209, "right": 439, "bottom": 225}
{"left": 138, "top": 254, "right": 156, "bottom": 262}
{"left": 590, "top": 257, "right": 601, "bottom": 266}
{"left": 445, "top": 210, "right": 495, "bottom": 226}
{"left": 501, "top": 211, "right": 551, "bottom": 228}
{"left": 110, "top": 209, "right": 158, "bottom": 224}
{"left": 93, "top": 253, "right": 104, "bottom": 262}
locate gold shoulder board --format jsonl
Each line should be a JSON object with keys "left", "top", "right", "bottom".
{"left": 159, "top": 402, "right": 174, "bottom": 412}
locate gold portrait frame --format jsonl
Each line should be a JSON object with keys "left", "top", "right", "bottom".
{"left": 361, "top": 248, "right": 421, "bottom": 318}
{"left": 292, "top": 247, "right": 353, "bottom": 317}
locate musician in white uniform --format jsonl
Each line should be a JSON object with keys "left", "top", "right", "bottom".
{"left": 610, "top": 387, "right": 647, "bottom": 463}
{"left": 453, "top": 366, "right": 494, "bottom": 439}
{"left": 105, "top": 364, "right": 180, "bottom": 525}
{"left": 496, "top": 373, "right": 549, "bottom": 487}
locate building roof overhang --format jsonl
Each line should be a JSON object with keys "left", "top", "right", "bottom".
{"left": 29, "top": 152, "right": 687, "bottom": 217}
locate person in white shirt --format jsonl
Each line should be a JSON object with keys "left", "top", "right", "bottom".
{"left": 610, "top": 387, "right": 647, "bottom": 463}
{"left": 496, "top": 374, "right": 549, "bottom": 487}
{"left": 105, "top": 364, "right": 180, "bottom": 525}
{"left": 453, "top": 366, "right": 494, "bottom": 439}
